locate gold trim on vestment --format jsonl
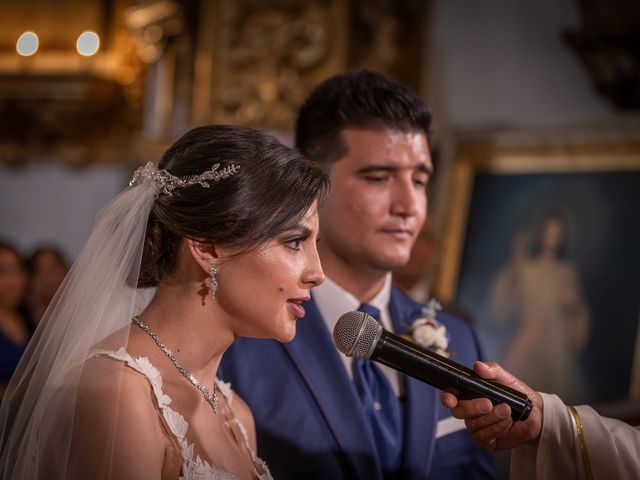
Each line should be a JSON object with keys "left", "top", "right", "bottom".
{"left": 568, "top": 405, "right": 594, "bottom": 480}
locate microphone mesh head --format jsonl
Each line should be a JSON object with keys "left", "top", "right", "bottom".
{"left": 332, "top": 311, "right": 382, "bottom": 359}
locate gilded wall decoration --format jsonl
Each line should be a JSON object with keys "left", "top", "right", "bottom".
{"left": 0, "top": 0, "right": 427, "bottom": 165}
{"left": 193, "top": 0, "right": 425, "bottom": 132}
{"left": 349, "top": 0, "right": 424, "bottom": 91}
{"left": 193, "top": 0, "right": 340, "bottom": 131}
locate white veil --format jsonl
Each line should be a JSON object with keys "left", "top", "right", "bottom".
{"left": 0, "top": 174, "right": 157, "bottom": 478}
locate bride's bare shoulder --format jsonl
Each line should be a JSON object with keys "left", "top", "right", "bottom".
{"left": 77, "top": 350, "right": 159, "bottom": 413}
{"left": 71, "top": 351, "right": 170, "bottom": 478}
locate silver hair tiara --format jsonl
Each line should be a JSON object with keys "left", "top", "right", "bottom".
{"left": 129, "top": 161, "right": 240, "bottom": 196}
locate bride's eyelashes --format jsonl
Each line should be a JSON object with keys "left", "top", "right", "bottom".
{"left": 281, "top": 226, "right": 313, "bottom": 251}
{"left": 283, "top": 235, "right": 307, "bottom": 251}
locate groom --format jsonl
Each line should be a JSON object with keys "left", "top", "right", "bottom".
{"left": 220, "top": 70, "right": 495, "bottom": 479}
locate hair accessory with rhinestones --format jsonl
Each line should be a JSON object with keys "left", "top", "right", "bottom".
{"left": 129, "top": 161, "right": 240, "bottom": 196}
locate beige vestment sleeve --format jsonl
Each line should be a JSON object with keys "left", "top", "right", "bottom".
{"left": 510, "top": 393, "right": 640, "bottom": 479}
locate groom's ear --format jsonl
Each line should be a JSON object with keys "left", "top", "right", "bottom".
{"left": 186, "top": 239, "right": 218, "bottom": 273}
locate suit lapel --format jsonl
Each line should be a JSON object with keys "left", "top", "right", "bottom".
{"left": 282, "top": 298, "right": 382, "bottom": 480}
{"left": 389, "top": 289, "right": 438, "bottom": 477}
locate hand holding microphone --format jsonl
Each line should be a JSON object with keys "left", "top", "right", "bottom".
{"left": 333, "top": 310, "right": 533, "bottom": 422}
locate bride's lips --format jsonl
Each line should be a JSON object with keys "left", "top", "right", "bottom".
{"left": 287, "top": 297, "right": 309, "bottom": 319}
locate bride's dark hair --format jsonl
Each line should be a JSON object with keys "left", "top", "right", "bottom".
{"left": 138, "top": 124, "right": 328, "bottom": 287}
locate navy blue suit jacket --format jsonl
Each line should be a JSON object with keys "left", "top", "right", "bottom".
{"left": 220, "top": 288, "right": 495, "bottom": 479}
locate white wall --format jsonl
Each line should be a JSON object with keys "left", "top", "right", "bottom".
{"left": 430, "top": 0, "right": 637, "bottom": 130}
{"left": 423, "top": 0, "right": 640, "bottom": 233}
{"left": 0, "top": 161, "right": 130, "bottom": 261}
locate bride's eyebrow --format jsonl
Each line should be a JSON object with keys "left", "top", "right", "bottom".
{"left": 284, "top": 225, "right": 312, "bottom": 237}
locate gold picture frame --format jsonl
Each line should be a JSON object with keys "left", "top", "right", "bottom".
{"left": 435, "top": 133, "right": 640, "bottom": 403}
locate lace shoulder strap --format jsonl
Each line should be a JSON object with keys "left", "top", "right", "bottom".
{"left": 89, "top": 349, "right": 272, "bottom": 480}
{"left": 89, "top": 348, "right": 206, "bottom": 465}
{"left": 215, "top": 380, "right": 272, "bottom": 479}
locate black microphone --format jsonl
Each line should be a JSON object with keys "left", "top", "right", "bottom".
{"left": 333, "top": 310, "right": 533, "bottom": 421}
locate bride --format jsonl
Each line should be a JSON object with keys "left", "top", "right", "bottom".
{"left": 0, "top": 125, "right": 327, "bottom": 479}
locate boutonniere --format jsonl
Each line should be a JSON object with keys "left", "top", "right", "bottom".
{"left": 404, "top": 299, "right": 450, "bottom": 357}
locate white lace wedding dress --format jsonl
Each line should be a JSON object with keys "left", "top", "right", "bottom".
{"left": 91, "top": 348, "right": 272, "bottom": 480}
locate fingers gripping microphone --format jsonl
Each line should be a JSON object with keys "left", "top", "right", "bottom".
{"left": 333, "top": 311, "right": 533, "bottom": 421}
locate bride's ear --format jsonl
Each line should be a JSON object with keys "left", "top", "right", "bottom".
{"left": 186, "top": 239, "right": 219, "bottom": 273}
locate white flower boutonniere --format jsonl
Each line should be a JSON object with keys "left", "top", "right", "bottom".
{"left": 405, "top": 299, "right": 450, "bottom": 357}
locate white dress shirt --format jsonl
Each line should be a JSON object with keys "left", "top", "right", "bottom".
{"left": 313, "top": 273, "right": 402, "bottom": 396}
{"left": 314, "top": 274, "right": 468, "bottom": 439}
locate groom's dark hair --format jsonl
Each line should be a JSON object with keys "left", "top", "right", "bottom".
{"left": 295, "top": 69, "right": 431, "bottom": 168}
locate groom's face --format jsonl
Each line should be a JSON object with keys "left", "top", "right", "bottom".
{"left": 318, "top": 127, "right": 431, "bottom": 277}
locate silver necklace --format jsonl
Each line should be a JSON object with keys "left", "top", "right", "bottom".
{"left": 132, "top": 315, "right": 218, "bottom": 414}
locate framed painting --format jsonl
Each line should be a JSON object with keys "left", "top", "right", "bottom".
{"left": 435, "top": 135, "right": 640, "bottom": 405}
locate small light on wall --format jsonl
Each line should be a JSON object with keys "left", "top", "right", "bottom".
{"left": 76, "top": 31, "right": 100, "bottom": 57}
{"left": 16, "top": 31, "right": 39, "bottom": 56}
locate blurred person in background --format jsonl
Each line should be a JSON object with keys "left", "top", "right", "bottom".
{"left": 25, "top": 246, "right": 69, "bottom": 328}
{"left": 0, "top": 242, "right": 30, "bottom": 399}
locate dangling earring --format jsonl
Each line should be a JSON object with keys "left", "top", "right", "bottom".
{"left": 208, "top": 264, "right": 218, "bottom": 299}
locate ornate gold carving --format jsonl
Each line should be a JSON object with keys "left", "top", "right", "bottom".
{"left": 351, "top": 0, "right": 399, "bottom": 74}
{"left": 193, "top": 0, "right": 424, "bottom": 132}
{"left": 0, "top": 0, "right": 426, "bottom": 165}
{"left": 125, "top": 0, "right": 183, "bottom": 64}
{"left": 349, "top": 0, "right": 424, "bottom": 91}
{"left": 195, "top": 0, "right": 334, "bottom": 131}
